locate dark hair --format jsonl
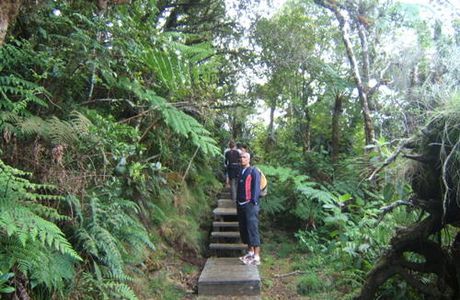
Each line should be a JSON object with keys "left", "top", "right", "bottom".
{"left": 228, "top": 140, "right": 235, "bottom": 148}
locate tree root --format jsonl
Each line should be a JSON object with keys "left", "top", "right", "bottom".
{"left": 357, "top": 214, "right": 459, "bottom": 300}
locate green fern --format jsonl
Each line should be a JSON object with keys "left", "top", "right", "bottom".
{"left": 293, "top": 184, "right": 336, "bottom": 222}
{"left": 0, "top": 160, "right": 81, "bottom": 293}
{"left": 103, "top": 281, "right": 138, "bottom": 300}
{"left": 73, "top": 189, "right": 154, "bottom": 288}
{"left": 297, "top": 185, "right": 335, "bottom": 206}
{"left": 0, "top": 160, "right": 81, "bottom": 260}
{"left": 117, "top": 78, "right": 220, "bottom": 156}
{"left": 0, "top": 41, "right": 51, "bottom": 115}
{"left": 5, "top": 240, "right": 75, "bottom": 290}
{"left": 1, "top": 110, "right": 93, "bottom": 148}
{"left": 142, "top": 36, "right": 217, "bottom": 94}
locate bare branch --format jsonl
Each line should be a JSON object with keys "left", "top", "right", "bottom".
{"left": 181, "top": 145, "right": 200, "bottom": 185}
{"left": 381, "top": 200, "right": 414, "bottom": 214}
{"left": 402, "top": 154, "right": 432, "bottom": 163}
{"left": 368, "top": 138, "right": 413, "bottom": 181}
{"left": 274, "top": 270, "right": 306, "bottom": 278}
{"left": 375, "top": 199, "right": 414, "bottom": 225}
{"left": 441, "top": 134, "right": 460, "bottom": 221}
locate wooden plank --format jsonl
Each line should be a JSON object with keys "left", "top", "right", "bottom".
{"left": 209, "top": 243, "right": 246, "bottom": 251}
{"left": 219, "top": 191, "right": 231, "bottom": 198}
{"left": 217, "top": 199, "right": 235, "bottom": 208}
{"left": 213, "top": 207, "right": 237, "bottom": 216}
{"left": 213, "top": 221, "right": 239, "bottom": 228}
{"left": 211, "top": 231, "right": 240, "bottom": 238}
{"left": 198, "top": 257, "right": 260, "bottom": 296}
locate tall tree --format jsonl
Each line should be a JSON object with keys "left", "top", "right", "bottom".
{"left": 314, "top": 0, "right": 392, "bottom": 147}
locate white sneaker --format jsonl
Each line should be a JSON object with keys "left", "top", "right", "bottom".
{"left": 239, "top": 253, "right": 253, "bottom": 264}
{"left": 244, "top": 256, "right": 261, "bottom": 266}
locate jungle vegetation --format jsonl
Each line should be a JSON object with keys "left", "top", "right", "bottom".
{"left": 0, "top": 0, "right": 459, "bottom": 299}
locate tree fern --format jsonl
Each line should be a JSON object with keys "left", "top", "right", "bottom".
{"left": 141, "top": 33, "right": 217, "bottom": 96}
{"left": 118, "top": 78, "right": 220, "bottom": 156}
{"left": 1, "top": 110, "right": 93, "bottom": 148}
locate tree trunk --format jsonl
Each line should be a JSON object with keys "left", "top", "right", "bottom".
{"left": 0, "top": 0, "right": 131, "bottom": 47}
{"left": 314, "top": 0, "right": 375, "bottom": 146}
{"left": 230, "top": 114, "right": 242, "bottom": 140}
{"left": 266, "top": 98, "right": 276, "bottom": 147}
{"left": 0, "top": 0, "right": 23, "bottom": 46}
{"left": 303, "top": 107, "right": 311, "bottom": 153}
{"left": 331, "top": 93, "right": 343, "bottom": 163}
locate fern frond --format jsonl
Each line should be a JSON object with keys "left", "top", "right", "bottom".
{"left": 47, "top": 116, "right": 80, "bottom": 145}
{"left": 75, "top": 228, "right": 100, "bottom": 257}
{"left": 0, "top": 160, "right": 81, "bottom": 262}
{"left": 2, "top": 110, "right": 93, "bottom": 147}
{"left": 103, "top": 281, "right": 138, "bottom": 300}
{"left": 117, "top": 78, "right": 220, "bottom": 156}
{"left": 25, "top": 202, "right": 70, "bottom": 222}
{"left": 1, "top": 238, "right": 75, "bottom": 290}
{"left": 297, "top": 185, "right": 335, "bottom": 205}
{"left": 0, "top": 75, "right": 49, "bottom": 114}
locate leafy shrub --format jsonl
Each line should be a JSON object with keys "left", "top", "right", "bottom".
{"left": 297, "top": 273, "right": 325, "bottom": 295}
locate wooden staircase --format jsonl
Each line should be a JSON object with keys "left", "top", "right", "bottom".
{"left": 198, "top": 189, "right": 261, "bottom": 298}
{"left": 210, "top": 195, "right": 246, "bottom": 253}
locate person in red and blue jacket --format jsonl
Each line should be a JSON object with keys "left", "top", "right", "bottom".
{"left": 237, "top": 152, "right": 261, "bottom": 266}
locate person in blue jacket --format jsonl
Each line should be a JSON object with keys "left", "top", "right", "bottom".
{"left": 237, "top": 152, "right": 261, "bottom": 266}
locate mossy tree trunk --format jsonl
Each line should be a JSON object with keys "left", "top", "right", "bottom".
{"left": 0, "top": 0, "right": 23, "bottom": 46}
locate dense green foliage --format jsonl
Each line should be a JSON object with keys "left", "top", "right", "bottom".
{"left": 1, "top": 0, "right": 460, "bottom": 298}
{"left": 0, "top": 0, "right": 228, "bottom": 299}
{"left": 249, "top": 0, "right": 460, "bottom": 298}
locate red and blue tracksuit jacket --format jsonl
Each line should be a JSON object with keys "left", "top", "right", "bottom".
{"left": 236, "top": 166, "right": 261, "bottom": 205}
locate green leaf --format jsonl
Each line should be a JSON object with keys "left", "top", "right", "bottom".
{"left": 0, "top": 287, "right": 15, "bottom": 293}
{"left": 337, "top": 193, "right": 352, "bottom": 203}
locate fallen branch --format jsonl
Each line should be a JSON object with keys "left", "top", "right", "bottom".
{"left": 274, "top": 270, "right": 306, "bottom": 278}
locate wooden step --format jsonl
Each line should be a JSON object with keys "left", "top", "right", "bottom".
{"left": 217, "top": 199, "right": 235, "bottom": 208}
{"left": 213, "top": 221, "right": 239, "bottom": 228}
{"left": 219, "top": 191, "right": 231, "bottom": 198}
{"left": 198, "top": 257, "right": 260, "bottom": 296}
{"left": 209, "top": 243, "right": 247, "bottom": 251}
{"left": 213, "top": 207, "right": 237, "bottom": 217}
{"left": 211, "top": 231, "right": 240, "bottom": 239}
